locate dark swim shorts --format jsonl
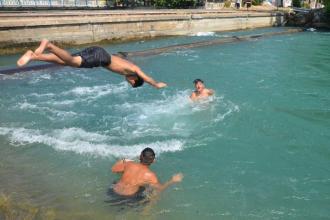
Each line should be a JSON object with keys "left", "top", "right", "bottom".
{"left": 105, "top": 186, "right": 149, "bottom": 208}
{"left": 73, "top": 46, "right": 111, "bottom": 68}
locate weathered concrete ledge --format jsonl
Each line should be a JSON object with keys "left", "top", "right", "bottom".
{"left": 0, "top": 9, "right": 286, "bottom": 55}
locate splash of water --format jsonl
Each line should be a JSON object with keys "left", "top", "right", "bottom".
{"left": 0, "top": 127, "right": 184, "bottom": 159}
{"left": 191, "top": 32, "right": 217, "bottom": 37}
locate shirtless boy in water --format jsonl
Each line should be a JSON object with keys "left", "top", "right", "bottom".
{"left": 111, "top": 148, "right": 183, "bottom": 196}
{"left": 17, "top": 39, "right": 167, "bottom": 89}
{"left": 190, "top": 79, "right": 214, "bottom": 101}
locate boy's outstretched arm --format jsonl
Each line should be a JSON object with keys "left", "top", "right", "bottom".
{"left": 133, "top": 66, "right": 167, "bottom": 89}
{"left": 146, "top": 172, "right": 183, "bottom": 192}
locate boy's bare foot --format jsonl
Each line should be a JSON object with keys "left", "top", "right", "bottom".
{"left": 34, "top": 39, "right": 49, "bottom": 55}
{"left": 17, "top": 50, "right": 34, "bottom": 67}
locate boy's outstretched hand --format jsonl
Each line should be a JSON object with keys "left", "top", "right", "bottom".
{"left": 171, "top": 173, "right": 184, "bottom": 183}
{"left": 154, "top": 82, "right": 167, "bottom": 89}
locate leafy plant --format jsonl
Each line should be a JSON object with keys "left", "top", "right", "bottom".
{"left": 155, "top": 0, "right": 196, "bottom": 8}
{"left": 224, "top": 0, "right": 231, "bottom": 7}
{"left": 302, "top": 1, "right": 310, "bottom": 8}
{"left": 292, "top": 0, "right": 301, "bottom": 7}
{"left": 324, "top": 0, "right": 330, "bottom": 15}
{"left": 252, "top": 0, "right": 263, "bottom": 6}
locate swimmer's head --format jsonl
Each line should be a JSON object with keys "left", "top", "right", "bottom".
{"left": 126, "top": 74, "right": 144, "bottom": 88}
{"left": 193, "top": 78, "right": 205, "bottom": 92}
{"left": 140, "top": 148, "right": 155, "bottom": 166}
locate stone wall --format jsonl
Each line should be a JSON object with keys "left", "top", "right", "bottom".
{"left": 0, "top": 10, "right": 285, "bottom": 54}
{"left": 286, "top": 8, "right": 330, "bottom": 28}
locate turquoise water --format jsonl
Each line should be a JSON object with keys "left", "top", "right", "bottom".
{"left": 0, "top": 27, "right": 329, "bottom": 219}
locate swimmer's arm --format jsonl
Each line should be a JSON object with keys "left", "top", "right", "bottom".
{"left": 208, "top": 89, "right": 214, "bottom": 96}
{"left": 133, "top": 67, "right": 167, "bottom": 89}
{"left": 147, "top": 173, "right": 183, "bottom": 192}
{"left": 152, "top": 180, "right": 175, "bottom": 192}
{"left": 111, "top": 159, "right": 130, "bottom": 173}
{"left": 190, "top": 92, "right": 197, "bottom": 101}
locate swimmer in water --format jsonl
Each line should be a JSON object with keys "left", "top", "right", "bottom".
{"left": 190, "top": 79, "right": 214, "bottom": 101}
{"left": 111, "top": 148, "right": 183, "bottom": 197}
{"left": 17, "top": 39, "right": 167, "bottom": 89}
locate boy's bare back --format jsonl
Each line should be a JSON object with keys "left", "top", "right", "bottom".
{"left": 113, "top": 161, "right": 158, "bottom": 196}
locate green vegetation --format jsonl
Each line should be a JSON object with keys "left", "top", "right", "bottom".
{"left": 324, "top": 0, "right": 330, "bottom": 15}
{"left": 155, "top": 0, "right": 196, "bottom": 8}
{"left": 252, "top": 0, "right": 263, "bottom": 6}
{"left": 292, "top": 0, "right": 301, "bottom": 7}
{"left": 224, "top": 0, "right": 231, "bottom": 7}
{"left": 302, "top": 1, "right": 310, "bottom": 8}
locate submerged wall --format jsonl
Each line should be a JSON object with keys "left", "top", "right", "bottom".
{"left": 0, "top": 10, "right": 285, "bottom": 54}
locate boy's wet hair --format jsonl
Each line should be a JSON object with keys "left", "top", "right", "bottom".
{"left": 193, "top": 79, "right": 204, "bottom": 84}
{"left": 140, "top": 148, "right": 155, "bottom": 165}
{"left": 133, "top": 75, "right": 144, "bottom": 88}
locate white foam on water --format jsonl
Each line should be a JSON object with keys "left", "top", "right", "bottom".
{"left": 16, "top": 101, "right": 79, "bottom": 121}
{"left": 22, "top": 82, "right": 130, "bottom": 108}
{"left": 18, "top": 102, "right": 38, "bottom": 110}
{"left": 306, "top": 28, "right": 316, "bottom": 32}
{"left": 214, "top": 102, "right": 240, "bottom": 122}
{"left": 110, "top": 90, "right": 193, "bottom": 138}
{"left": 116, "top": 90, "right": 191, "bottom": 117}
{"left": 49, "top": 100, "right": 77, "bottom": 107}
{"left": 190, "top": 95, "right": 220, "bottom": 112}
{"left": 29, "top": 97, "right": 77, "bottom": 108}
{"left": 64, "top": 69, "right": 94, "bottom": 80}
{"left": 63, "top": 82, "right": 129, "bottom": 100}
{"left": 28, "top": 73, "right": 52, "bottom": 84}
{"left": 118, "top": 91, "right": 237, "bottom": 124}
{"left": 0, "top": 127, "right": 184, "bottom": 158}
{"left": 189, "top": 95, "right": 240, "bottom": 124}
{"left": 0, "top": 70, "right": 42, "bottom": 80}
{"left": 110, "top": 91, "right": 240, "bottom": 142}
{"left": 2, "top": 88, "right": 238, "bottom": 158}
{"left": 284, "top": 195, "right": 310, "bottom": 201}
{"left": 27, "top": 93, "right": 79, "bottom": 108}
{"left": 191, "top": 32, "right": 216, "bottom": 36}
{"left": 174, "top": 50, "right": 199, "bottom": 59}
{"left": 270, "top": 210, "right": 285, "bottom": 215}
{"left": 29, "top": 93, "right": 56, "bottom": 98}
{"left": 162, "top": 49, "right": 199, "bottom": 60}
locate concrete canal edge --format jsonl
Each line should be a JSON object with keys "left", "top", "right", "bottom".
{"left": 0, "top": 9, "right": 286, "bottom": 55}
